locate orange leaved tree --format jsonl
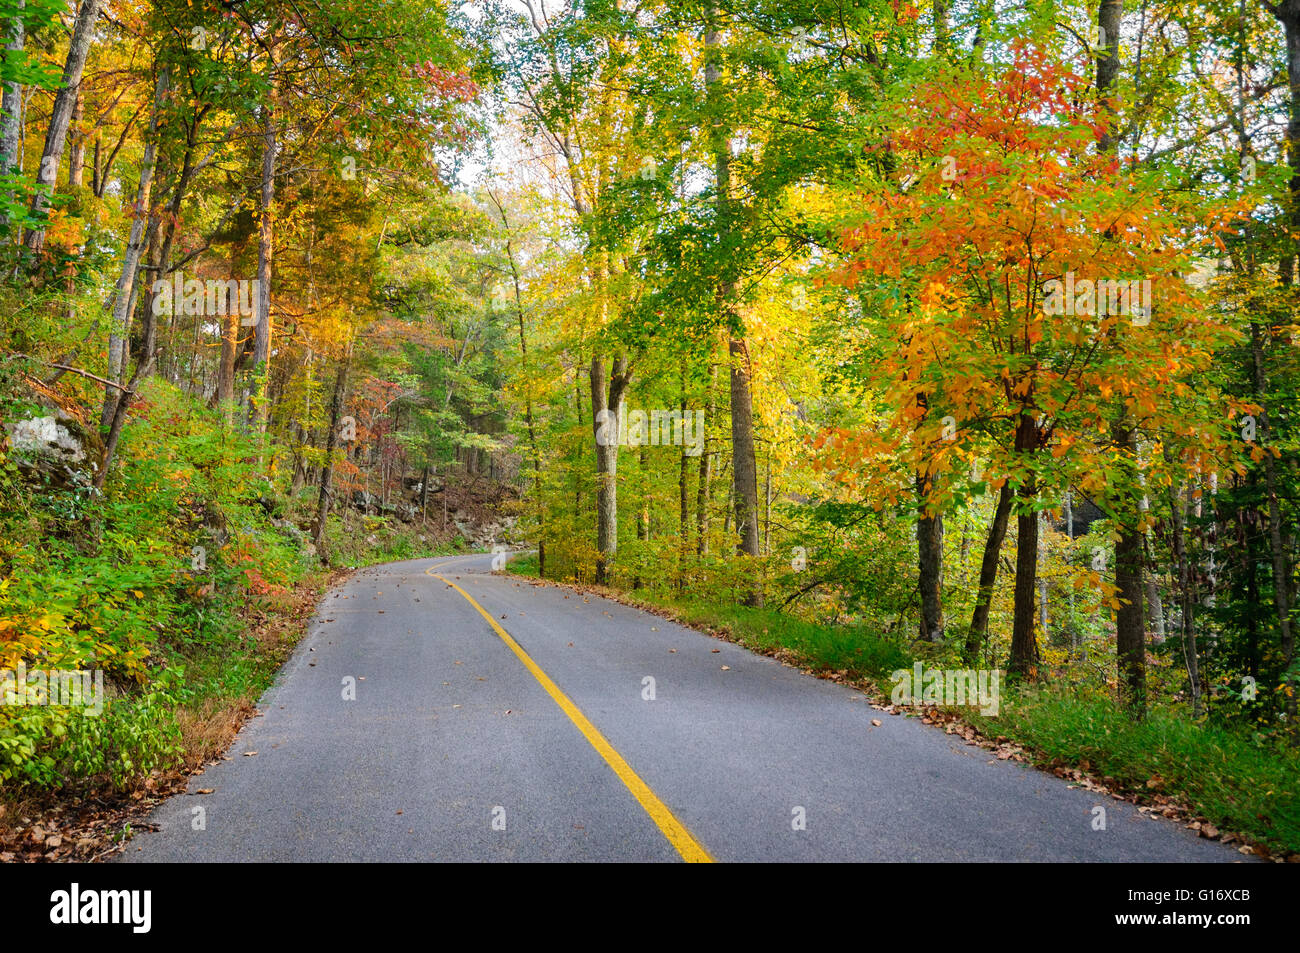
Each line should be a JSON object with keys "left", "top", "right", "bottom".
{"left": 819, "top": 44, "right": 1249, "bottom": 682}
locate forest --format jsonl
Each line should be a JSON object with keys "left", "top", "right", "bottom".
{"left": 0, "top": 0, "right": 1297, "bottom": 862}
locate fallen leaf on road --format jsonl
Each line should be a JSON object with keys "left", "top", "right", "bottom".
{"left": 720, "top": 665, "right": 730, "bottom": 670}
{"left": 243, "top": 751, "right": 258, "bottom": 757}
{"left": 194, "top": 788, "right": 214, "bottom": 795}
{"left": 871, "top": 719, "right": 882, "bottom": 727}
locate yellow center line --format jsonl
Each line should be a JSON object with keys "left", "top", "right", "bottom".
{"left": 425, "top": 563, "right": 714, "bottom": 863}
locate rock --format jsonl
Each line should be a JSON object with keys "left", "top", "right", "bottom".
{"left": 7, "top": 415, "right": 85, "bottom": 461}
{"left": 270, "top": 518, "right": 309, "bottom": 547}
{"left": 4, "top": 411, "right": 99, "bottom": 488}
{"left": 256, "top": 494, "right": 284, "bottom": 517}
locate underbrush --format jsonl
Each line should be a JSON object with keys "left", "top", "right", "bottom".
{"left": 0, "top": 378, "right": 459, "bottom": 798}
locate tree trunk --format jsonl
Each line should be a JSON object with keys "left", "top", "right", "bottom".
{"left": 591, "top": 353, "right": 629, "bottom": 584}
{"left": 1113, "top": 425, "right": 1147, "bottom": 716}
{"left": 1274, "top": 1, "right": 1300, "bottom": 260}
{"left": 917, "top": 467, "right": 944, "bottom": 642}
{"left": 101, "top": 68, "right": 166, "bottom": 427}
{"left": 313, "top": 356, "right": 350, "bottom": 561}
{"left": 635, "top": 446, "right": 649, "bottom": 588}
{"left": 696, "top": 358, "right": 715, "bottom": 556}
{"left": 137, "top": 217, "right": 161, "bottom": 375}
{"left": 249, "top": 101, "right": 277, "bottom": 432}
{"left": 1249, "top": 320, "right": 1296, "bottom": 716}
{"left": 1096, "top": 0, "right": 1123, "bottom": 152}
{"left": 494, "top": 192, "right": 545, "bottom": 578}
{"left": 93, "top": 354, "right": 153, "bottom": 491}
{"left": 1, "top": 0, "right": 24, "bottom": 218}
{"left": 915, "top": 392, "right": 944, "bottom": 642}
{"left": 1097, "top": 0, "right": 1145, "bottom": 714}
{"left": 68, "top": 88, "right": 85, "bottom": 186}
{"left": 706, "top": 13, "right": 761, "bottom": 605}
{"left": 1037, "top": 513, "right": 1050, "bottom": 643}
{"left": 24, "top": 0, "right": 101, "bottom": 254}
{"left": 1145, "top": 569, "right": 1165, "bottom": 644}
{"left": 678, "top": 359, "right": 689, "bottom": 587}
{"left": 729, "top": 337, "right": 762, "bottom": 603}
{"left": 1008, "top": 411, "right": 1041, "bottom": 677}
{"left": 419, "top": 464, "right": 429, "bottom": 522}
{"left": 965, "top": 480, "right": 1013, "bottom": 663}
{"left": 215, "top": 311, "right": 238, "bottom": 417}
{"left": 155, "top": 109, "right": 206, "bottom": 380}
{"left": 933, "top": 0, "right": 950, "bottom": 51}
{"left": 1169, "top": 476, "right": 1201, "bottom": 716}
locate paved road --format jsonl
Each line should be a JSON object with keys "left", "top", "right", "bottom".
{"left": 123, "top": 553, "right": 1241, "bottom": 862}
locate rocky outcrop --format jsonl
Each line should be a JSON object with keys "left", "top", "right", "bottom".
{"left": 3, "top": 410, "right": 100, "bottom": 488}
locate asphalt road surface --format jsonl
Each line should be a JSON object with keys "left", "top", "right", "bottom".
{"left": 122, "top": 553, "right": 1242, "bottom": 862}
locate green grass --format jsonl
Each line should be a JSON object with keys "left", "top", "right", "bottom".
{"left": 511, "top": 552, "right": 909, "bottom": 678}
{"left": 654, "top": 596, "right": 911, "bottom": 679}
{"left": 966, "top": 689, "right": 1300, "bottom": 855}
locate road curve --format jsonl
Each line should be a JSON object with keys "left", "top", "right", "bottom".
{"left": 122, "top": 553, "right": 1242, "bottom": 863}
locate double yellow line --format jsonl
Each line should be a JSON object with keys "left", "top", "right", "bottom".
{"left": 425, "top": 558, "right": 713, "bottom": 863}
